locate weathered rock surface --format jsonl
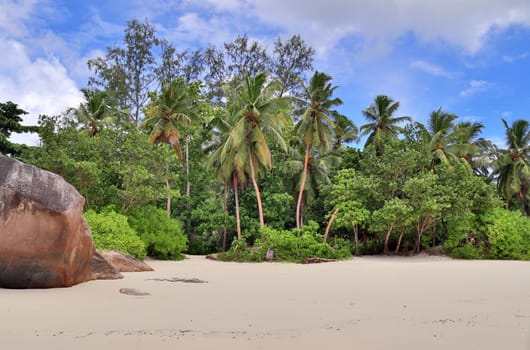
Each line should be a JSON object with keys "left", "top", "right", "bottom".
{"left": 92, "top": 251, "right": 123, "bottom": 280}
{"left": 0, "top": 156, "right": 94, "bottom": 288}
{"left": 100, "top": 250, "right": 154, "bottom": 272}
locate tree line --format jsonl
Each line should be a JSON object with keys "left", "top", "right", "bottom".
{"left": 1, "top": 19, "right": 529, "bottom": 260}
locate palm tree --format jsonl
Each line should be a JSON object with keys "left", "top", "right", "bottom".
{"left": 333, "top": 114, "right": 358, "bottom": 149}
{"left": 295, "top": 71, "right": 343, "bottom": 228}
{"left": 208, "top": 102, "right": 244, "bottom": 240}
{"left": 221, "top": 72, "right": 290, "bottom": 228}
{"left": 287, "top": 146, "right": 341, "bottom": 226}
{"left": 416, "top": 108, "right": 479, "bottom": 170}
{"left": 68, "top": 88, "right": 118, "bottom": 136}
{"left": 492, "top": 119, "right": 530, "bottom": 215}
{"left": 141, "top": 79, "right": 197, "bottom": 217}
{"left": 453, "top": 121, "right": 492, "bottom": 175}
{"left": 360, "top": 95, "right": 411, "bottom": 150}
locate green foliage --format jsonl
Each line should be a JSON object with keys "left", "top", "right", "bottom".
{"left": 220, "top": 226, "right": 350, "bottom": 263}
{"left": 85, "top": 209, "right": 146, "bottom": 259}
{"left": 480, "top": 208, "right": 530, "bottom": 260}
{"left": 0, "top": 101, "right": 36, "bottom": 156}
{"left": 128, "top": 206, "right": 187, "bottom": 260}
{"left": 450, "top": 243, "right": 482, "bottom": 260}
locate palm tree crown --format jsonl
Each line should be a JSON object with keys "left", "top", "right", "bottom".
{"left": 360, "top": 95, "right": 411, "bottom": 149}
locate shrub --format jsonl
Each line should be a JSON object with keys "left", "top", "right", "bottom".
{"left": 480, "top": 208, "right": 530, "bottom": 260}
{"left": 450, "top": 243, "right": 482, "bottom": 259}
{"left": 85, "top": 209, "right": 146, "bottom": 259}
{"left": 128, "top": 206, "right": 188, "bottom": 260}
{"left": 219, "top": 226, "right": 351, "bottom": 263}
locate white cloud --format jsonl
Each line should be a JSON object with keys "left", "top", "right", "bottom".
{"left": 0, "top": 37, "right": 82, "bottom": 145}
{"left": 410, "top": 60, "right": 452, "bottom": 78}
{"left": 503, "top": 52, "right": 529, "bottom": 63}
{"left": 242, "top": 0, "right": 530, "bottom": 57}
{"left": 460, "top": 80, "right": 490, "bottom": 97}
{"left": 0, "top": 0, "right": 38, "bottom": 37}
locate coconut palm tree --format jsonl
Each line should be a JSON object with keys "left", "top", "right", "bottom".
{"left": 333, "top": 114, "right": 358, "bottom": 149}
{"left": 220, "top": 72, "right": 290, "bottom": 228}
{"left": 287, "top": 146, "right": 341, "bottom": 226}
{"left": 68, "top": 88, "right": 118, "bottom": 136}
{"left": 141, "top": 79, "right": 197, "bottom": 217}
{"left": 360, "top": 95, "right": 411, "bottom": 151}
{"left": 295, "top": 71, "right": 343, "bottom": 228}
{"left": 416, "top": 108, "right": 479, "bottom": 171}
{"left": 492, "top": 119, "right": 530, "bottom": 215}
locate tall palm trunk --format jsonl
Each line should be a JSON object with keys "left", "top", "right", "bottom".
{"left": 249, "top": 153, "right": 265, "bottom": 227}
{"left": 324, "top": 207, "right": 339, "bottom": 243}
{"left": 233, "top": 175, "right": 242, "bottom": 239}
{"left": 296, "top": 144, "right": 311, "bottom": 228}
{"left": 165, "top": 163, "right": 171, "bottom": 218}
{"left": 222, "top": 182, "right": 228, "bottom": 251}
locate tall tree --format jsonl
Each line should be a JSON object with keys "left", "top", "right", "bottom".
{"left": 221, "top": 72, "right": 290, "bottom": 227}
{"left": 141, "top": 79, "right": 198, "bottom": 217}
{"left": 67, "top": 88, "right": 120, "bottom": 136}
{"left": 492, "top": 119, "right": 530, "bottom": 215}
{"left": 295, "top": 71, "right": 343, "bottom": 228}
{"left": 88, "top": 19, "right": 160, "bottom": 125}
{"left": 0, "top": 101, "right": 36, "bottom": 156}
{"left": 271, "top": 34, "right": 315, "bottom": 97}
{"left": 360, "top": 95, "right": 411, "bottom": 150}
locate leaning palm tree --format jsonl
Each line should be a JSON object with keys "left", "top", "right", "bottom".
{"left": 295, "top": 71, "right": 343, "bottom": 228}
{"left": 68, "top": 88, "right": 117, "bottom": 136}
{"left": 492, "top": 119, "right": 530, "bottom": 215}
{"left": 221, "top": 72, "right": 290, "bottom": 228}
{"left": 141, "top": 79, "right": 197, "bottom": 217}
{"left": 360, "top": 95, "right": 411, "bottom": 151}
{"left": 287, "top": 145, "right": 341, "bottom": 227}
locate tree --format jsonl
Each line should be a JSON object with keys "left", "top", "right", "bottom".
{"left": 271, "top": 34, "right": 315, "bottom": 97}
{"left": 141, "top": 79, "right": 199, "bottom": 217}
{"left": 416, "top": 108, "right": 479, "bottom": 170}
{"left": 88, "top": 19, "right": 160, "bottom": 125}
{"left": 295, "top": 71, "right": 343, "bottom": 228}
{"left": 288, "top": 145, "right": 341, "bottom": 227}
{"left": 360, "top": 95, "right": 411, "bottom": 150}
{"left": 370, "top": 198, "right": 413, "bottom": 254}
{"left": 67, "top": 88, "right": 120, "bottom": 136}
{"left": 492, "top": 119, "right": 530, "bottom": 215}
{"left": 0, "top": 101, "right": 36, "bottom": 156}
{"left": 224, "top": 35, "right": 270, "bottom": 86}
{"left": 221, "top": 72, "right": 290, "bottom": 228}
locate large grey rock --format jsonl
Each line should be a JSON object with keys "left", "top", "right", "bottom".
{"left": 0, "top": 156, "right": 94, "bottom": 288}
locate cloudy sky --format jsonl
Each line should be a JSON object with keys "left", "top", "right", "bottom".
{"left": 1, "top": 0, "right": 530, "bottom": 146}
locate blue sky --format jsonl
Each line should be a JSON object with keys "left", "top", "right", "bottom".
{"left": 1, "top": 0, "right": 529, "bottom": 147}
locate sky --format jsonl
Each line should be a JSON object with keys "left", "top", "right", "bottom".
{"left": 1, "top": 0, "right": 530, "bottom": 147}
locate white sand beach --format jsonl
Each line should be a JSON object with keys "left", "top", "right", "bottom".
{"left": 1, "top": 255, "right": 529, "bottom": 350}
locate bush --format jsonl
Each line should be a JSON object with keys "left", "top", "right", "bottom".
{"left": 85, "top": 209, "right": 146, "bottom": 259}
{"left": 450, "top": 243, "right": 482, "bottom": 259}
{"left": 128, "top": 206, "right": 188, "bottom": 260}
{"left": 480, "top": 208, "right": 530, "bottom": 260}
{"left": 219, "top": 226, "right": 351, "bottom": 263}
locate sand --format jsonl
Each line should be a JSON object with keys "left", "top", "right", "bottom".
{"left": 1, "top": 255, "right": 529, "bottom": 349}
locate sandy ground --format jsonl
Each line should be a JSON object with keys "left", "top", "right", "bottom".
{"left": 1, "top": 255, "right": 529, "bottom": 350}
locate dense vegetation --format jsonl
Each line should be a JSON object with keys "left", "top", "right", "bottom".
{"left": 1, "top": 19, "right": 529, "bottom": 261}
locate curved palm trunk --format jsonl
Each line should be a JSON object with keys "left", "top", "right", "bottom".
{"left": 232, "top": 176, "right": 242, "bottom": 240}
{"left": 296, "top": 144, "right": 311, "bottom": 228}
{"left": 383, "top": 225, "right": 393, "bottom": 255}
{"left": 249, "top": 153, "right": 265, "bottom": 227}
{"left": 324, "top": 207, "right": 339, "bottom": 243}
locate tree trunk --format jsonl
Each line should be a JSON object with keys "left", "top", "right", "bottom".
{"left": 324, "top": 207, "right": 340, "bottom": 243}
{"left": 395, "top": 231, "right": 404, "bottom": 253}
{"left": 165, "top": 163, "right": 171, "bottom": 219}
{"left": 186, "top": 136, "right": 190, "bottom": 199}
{"left": 233, "top": 176, "right": 241, "bottom": 240}
{"left": 383, "top": 225, "right": 393, "bottom": 255}
{"left": 296, "top": 144, "right": 311, "bottom": 228}
{"left": 352, "top": 222, "right": 359, "bottom": 255}
{"left": 248, "top": 153, "right": 265, "bottom": 227}
{"left": 222, "top": 182, "right": 228, "bottom": 251}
